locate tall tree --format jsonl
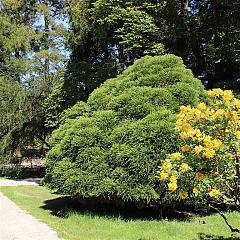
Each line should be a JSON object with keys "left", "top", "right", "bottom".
{"left": 0, "top": 0, "right": 67, "bottom": 162}
{"left": 62, "top": 0, "right": 166, "bottom": 106}
{"left": 164, "top": 0, "right": 240, "bottom": 90}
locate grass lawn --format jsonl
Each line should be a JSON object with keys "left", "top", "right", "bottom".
{"left": 0, "top": 185, "right": 239, "bottom": 240}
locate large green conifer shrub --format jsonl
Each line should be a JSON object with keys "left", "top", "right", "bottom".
{"left": 45, "top": 55, "right": 206, "bottom": 204}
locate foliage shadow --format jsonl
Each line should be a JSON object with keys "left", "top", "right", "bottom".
{"left": 198, "top": 233, "right": 240, "bottom": 240}
{"left": 41, "top": 196, "right": 196, "bottom": 221}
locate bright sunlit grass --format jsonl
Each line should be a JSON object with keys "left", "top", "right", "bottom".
{"left": 0, "top": 185, "right": 239, "bottom": 240}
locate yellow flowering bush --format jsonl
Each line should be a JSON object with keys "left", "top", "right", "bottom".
{"left": 158, "top": 89, "right": 240, "bottom": 206}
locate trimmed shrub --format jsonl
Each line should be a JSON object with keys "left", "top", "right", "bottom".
{"left": 45, "top": 54, "right": 206, "bottom": 204}
{"left": 61, "top": 101, "right": 91, "bottom": 123}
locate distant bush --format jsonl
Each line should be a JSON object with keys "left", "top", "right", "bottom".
{"left": 45, "top": 54, "right": 206, "bottom": 204}
{"left": 0, "top": 166, "right": 45, "bottom": 179}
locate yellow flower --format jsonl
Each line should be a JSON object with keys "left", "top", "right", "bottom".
{"left": 234, "top": 99, "right": 240, "bottom": 109}
{"left": 223, "top": 95, "right": 232, "bottom": 102}
{"left": 168, "top": 181, "right": 177, "bottom": 192}
{"left": 207, "top": 90, "right": 215, "bottom": 97}
{"left": 180, "top": 163, "right": 190, "bottom": 172}
{"left": 179, "top": 191, "right": 188, "bottom": 200}
{"left": 170, "top": 174, "right": 177, "bottom": 182}
{"left": 194, "top": 145, "right": 203, "bottom": 155}
{"left": 171, "top": 152, "right": 182, "bottom": 161}
{"left": 203, "top": 148, "right": 215, "bottom": 159}
{"left": 208, "top": 88, "right": 223, "bottom": 97}
{"left": 181, "top": 144, "right": 190, "bottom": 153}
{"left": 180, "top": 132, "right": 190, "bottom": 140}
{"left": 223, "top": 90, "right": 233, "bottom": 95}
{"left": 208, "top": 188, "right": 220, "bottom": 197}
{"left": 226, "top": 111, "right": 239, "bottom": 121}
{"left": 203, "top": 135, "right": 211, "bottom": 146}
{"left": 203, "top": 137, "right": 215, "bottom": 149}
{"left": 222, "top": 90, "right": 233, "bottom": 102}
{"left": 231, "top": 111, "right": 239, "bottom": 122}
{"left": 162, "top": 161, "right": 172, "bottom": 172}
{"left": 236, "top": 131, "right": 240, "bottom": 140}
{"left": 212, "top": 109, "right": 224, "bottom": 120}
{"left": 195, "top": 172, "right": 204, "bottom": 181}
{"left": 205, "top": 109, "right": 215, "bottom": 118}
{"left": 193, "top": 187, "right": 199, "bottom": 194}
{"left": 194, "top": 110, "right": 202, "bottom": 121}
{"left": 176, "top": 119, "right": 183, "bottom": 129}
{"left": 195, "top": 129, "right": 202, "bottom": 139}
{"left": 180, "top": 105, "right": 191, "bottom": 113}
{"left": 188, "top": 130, "right": 197, "bottom": 139}
{"left": 183, "top": 123, "right": 193, "bottom": 132}
{"left": 213, "top": 139, "right": 222, "bottom": 149}
{"left": 186, "top": 112, "right": 194, "bottom": 120}
{"left": 197, "top": 103, "right": 207, "bottom": 111}
{"left": 160, "top": 171, "right": 169, "bottom": 181}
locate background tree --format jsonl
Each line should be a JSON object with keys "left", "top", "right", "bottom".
{"left": 58, "top": 0, "right": 239, "bottom": 119}
{"left": 0, "top": 0, "right": 67, "bottom": 162}
{"left": 165, "top": 0, "right": 240, "bottom": 90}
{"left": 61, "top": 0, "right": 166, "bottom": 106}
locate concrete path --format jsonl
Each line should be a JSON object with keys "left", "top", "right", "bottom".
{"left": 0, "top": 178, "right": 42, "bottom": 186}
{"left": 0, "top": 179, "right": 62, "bottom": 240}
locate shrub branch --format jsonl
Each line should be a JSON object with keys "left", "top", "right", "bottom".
{"left": 209, "top": 205, "right": 240, "bottom": 233}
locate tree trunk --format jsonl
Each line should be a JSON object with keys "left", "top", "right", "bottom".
{"left": 181, "top": 0, "right": 189, "bottom": 16}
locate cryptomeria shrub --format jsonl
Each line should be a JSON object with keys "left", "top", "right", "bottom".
{"left": 45, "top": 55, "right": 206, "bottom": 204}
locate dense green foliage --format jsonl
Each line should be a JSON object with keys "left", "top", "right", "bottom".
{"left": 0, "top": 76, "right": 48, "bottom": 162}
{"left": 61, "top": 0, "right": 240, "bottom": 111}
{"left": 45, "top": 55, "right": 206, "bottom": 203}
{"left": 166, "top": 0, "right": 240, "bottom": 89}
{"left": 61, "top": 0, "right": 166, "bottom": 107}
{"left": 0, "top": 0, "right": 66, "bottom": 162}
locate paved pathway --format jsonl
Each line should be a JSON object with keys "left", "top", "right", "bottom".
{"left": 0, "top": 179, "right": 62, "bottom": 240}
{"left": 0, "top": 178, "right": 42, "bottom": 186}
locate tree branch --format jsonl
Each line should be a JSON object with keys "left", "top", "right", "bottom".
{"left": 209, "top": 205, "right": 240, "bottom": 233}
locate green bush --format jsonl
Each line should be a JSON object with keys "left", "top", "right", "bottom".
{"left": 0, "top": 166, "right": 45, "bottom": 179}
{"left": 45, "top": 54, "right": 206, "bottom": 204}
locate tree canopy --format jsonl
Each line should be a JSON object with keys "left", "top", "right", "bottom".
{"left": 62, "top": 0, "right": 240, "bottom": 108}
{"left": 0, "top": 0, "right": 66, "bottom": 161}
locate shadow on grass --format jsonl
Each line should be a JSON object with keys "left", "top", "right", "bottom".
{"left": 198, "top": 233, "right": 240, "bottom": 240}
{"left": 41, "top": 196, "right": 196, "bottom": 221}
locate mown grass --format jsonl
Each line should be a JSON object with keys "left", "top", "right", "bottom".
{"left": 0, "top": 185, "right": 239, "bottom": 240}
